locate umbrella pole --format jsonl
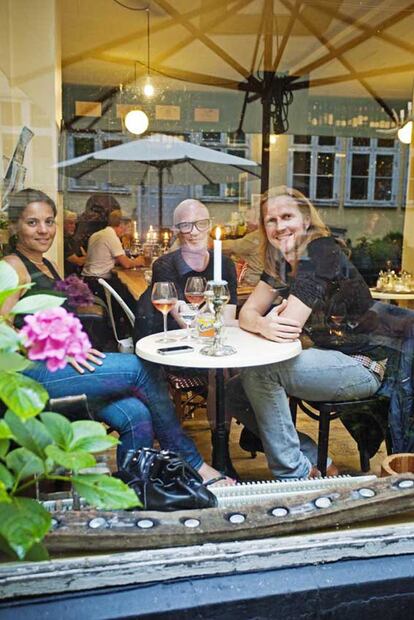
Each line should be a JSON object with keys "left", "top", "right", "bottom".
{"left": 158, "top": 167, "right": 163, "bottom": 229}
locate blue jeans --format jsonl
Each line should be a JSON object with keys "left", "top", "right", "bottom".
{"left": 240, "top": 348, "right": 382, "bottom": 479}
{"left": 24, "top": 353, "right": 202, "bottom": 469}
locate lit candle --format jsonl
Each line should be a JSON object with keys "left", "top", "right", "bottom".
{"left": 163, "top": 232, "right": 169, "bottom": 243}
{"left": 147, "top": 225, "right": 153, "bottom": 242}
{"left": 213, "top": 227, "right": 222, "bottom": 282}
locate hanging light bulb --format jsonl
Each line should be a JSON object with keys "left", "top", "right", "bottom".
{"left": 143, "top": 77, "right": 155, "bottom": 98}
{"left": 124, "top": 109, "right": 149, "bottom": 135}
{"left": 142, "top": 8, "right": 155, "bottom": 98}
{"left": 397, "top": 120, "right": 413, "bottom": 144}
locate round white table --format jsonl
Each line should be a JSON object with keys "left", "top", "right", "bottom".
{"left": 370, "top": 289, "right": 414, "bottom": 302}
{"left": 136, "top": 326, "right": 302, "bottom": 473}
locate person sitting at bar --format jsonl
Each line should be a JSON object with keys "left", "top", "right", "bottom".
{"left": 63, "top": 209, "right": 86, "bottom": 276}
{"left": 236, "top": 186, "right": 388, "bottom": 480}
{"left": 81, "top": 209, "right": 144, "bottom": 311}
{"left": 1, "top": 188, "right": 231, "bottom": 484}
{"left": 73, "top": 192, "right": 120, "bottom": 254}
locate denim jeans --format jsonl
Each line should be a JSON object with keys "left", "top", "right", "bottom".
{"left": 24, "top": 353, "right": 202, "bottom": 469}
{"left": 240, "top": 348, "right": 382, "bottom": 479}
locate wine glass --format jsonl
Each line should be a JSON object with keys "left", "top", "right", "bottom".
{"left": 327, "top": 301, "right": 347, "bottom": 343}
{"left": 151, "top": 282, "right": 178, "bottom": 342}
{"left": 178, "top": 302, "right": 197, "bottom": 340}
{"left": 184, "top": 277, "right": 206, "bottom": 311}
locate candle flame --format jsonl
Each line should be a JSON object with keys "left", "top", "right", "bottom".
{"left": 215, "top": 227, "right": 221, "bottom": 241}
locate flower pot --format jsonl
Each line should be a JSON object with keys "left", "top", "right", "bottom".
{"left": 381, "top": 453, "right": 414, "bottom": 477}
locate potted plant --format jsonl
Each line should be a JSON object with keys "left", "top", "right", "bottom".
{"left": 0, "top": 260, "right": 137, "bottom": 561}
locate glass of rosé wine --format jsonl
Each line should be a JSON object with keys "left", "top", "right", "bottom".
{"left": 184, "top": 277, "right": 206, "bottom": 312}
{"left": 151, "top": 282, "right": 178, "bottom": 342}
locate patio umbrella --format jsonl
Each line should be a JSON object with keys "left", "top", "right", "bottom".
{"left": 57, "top": 133, "right": 260, "bottom": 226}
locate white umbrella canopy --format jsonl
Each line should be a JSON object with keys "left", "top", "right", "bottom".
{"left": 57, "top": 133, "right": 260, "bottom": 224}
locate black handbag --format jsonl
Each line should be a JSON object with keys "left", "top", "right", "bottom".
{"left": 117, "top": 448, "right": 218, "bottom": 511}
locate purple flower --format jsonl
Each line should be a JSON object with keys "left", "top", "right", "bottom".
{"left": 21, "top": 307, "right": 91, "bottom": 372}
{"left": 54, "top": 275, "right": 94, "bottom": 307}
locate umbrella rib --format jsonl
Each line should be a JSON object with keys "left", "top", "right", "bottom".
{"left": 292, "top": 1, "right": 414, "bottom": 78}
{"left": 291, "top": 63, "right": 414, "bottom": 91}
{"left": 187, "top": 160, "right": 215, "bottom": 185}
{"left": 272, "top": 0, "right": 303, "bottom": 73}
{"left": 280, "top": 0, "right": 395, "bottom": 120}
{"left": 153, "top": 0, "right": 258, "bottom": 84}
{"left": 310, "top": 0, "right": 414, "bottom": 56}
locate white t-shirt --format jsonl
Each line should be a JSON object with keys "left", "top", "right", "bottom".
{"left": 82, "top": 226, "right": 125, "bottom": 278}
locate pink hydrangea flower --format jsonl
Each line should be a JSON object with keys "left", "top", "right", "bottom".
{"left": 20, "top": 307, "right": 91, "bottom": 372}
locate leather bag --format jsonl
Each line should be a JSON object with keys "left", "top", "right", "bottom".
{"left": 117, "top": 447, "right": 218, "bottom": 511}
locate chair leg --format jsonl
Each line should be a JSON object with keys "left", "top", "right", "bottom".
{"left": 317, "top": 409, "right": 331, "bottom": 476}
{"left": 358, "top": 443, "right": 371, "bottom": 472}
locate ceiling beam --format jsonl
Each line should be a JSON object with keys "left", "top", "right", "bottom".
{"left": 293, "top": 1, "right": 414, "bottom": 77}
{"left": 152, "top": 0, "right": 255, "bottom": 83}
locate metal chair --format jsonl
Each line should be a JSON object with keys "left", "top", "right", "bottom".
{"left": 98, "top": 278, "right": 135, "bottom": 353}
{"left": 289, "top": 395, "right": 392, "bottom": 476}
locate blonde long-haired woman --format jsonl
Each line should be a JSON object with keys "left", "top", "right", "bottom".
{"left": 237, "top": 186, "right": 387, "bottom": 479}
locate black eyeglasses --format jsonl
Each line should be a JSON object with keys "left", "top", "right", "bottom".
{"left": 175, "top": 219, "right": 210, "bottom": 234}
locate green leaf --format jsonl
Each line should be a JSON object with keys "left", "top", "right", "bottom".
{"left": 6, "top": 447, "right": 45, "bottom": 481}
{"left": 0, "top": 372, "right": 48, "bottom": 419}
{"left": 0, "top": 420, "right": 13, "bottom": 439}
{"left": 0, "top": 439, "right": 10, "bottom": 459}
{"left": 0, "top": 260, "right": 19, "bottom": 291}
{"left": 0, "top": 497, "right": 51, "bottom": 559}
{"left": 45, "top": 444, "right": 96, "bottom": 472}
{"left": 0, "top": 352, "right": 31, "bottom": 372}
{"left": 24, "top": 541, "right": 49, "bottom": 561}
{"left": 70, "top": 420, "right": 118, "bottom": 452}
{"left": 0, "top": 463, "right": 14, "bottom": 489}
{"left": 0, "top": 322, "right": 22, "bottom": 353}
{"left": 72, "top": 474, "right": 139, "bottom": 510}
{"left": 0, "top": 480, "right": 11, "bottom": 503}
{"left": 5, "top": 411, "right": 52, "bottom": 458}
{"left": 0, "top": 286, "right": 32, "bottom": 309}
{"left": 40, "top": 411, "right": 73, "bottom": 449}
{"left": 12, "top": 294, "right": 65, "bottom": 315}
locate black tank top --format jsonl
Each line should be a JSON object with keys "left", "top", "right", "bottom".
{"left": 13, "top": 251, "right": 66, "bottom": 326}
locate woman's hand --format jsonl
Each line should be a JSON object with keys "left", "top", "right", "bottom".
{"left": 257, "top": 299, "right": 302, "bottom": 342}
{"left": 69, "top": 348, "right": 106, "bottom": 374}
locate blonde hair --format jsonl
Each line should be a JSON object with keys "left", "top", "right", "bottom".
{"left": 259, "top": 186, "right": 330, "bottom": 279}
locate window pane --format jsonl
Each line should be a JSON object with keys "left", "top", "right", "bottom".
{"left": 202, "top": 183, "right": 220, "bottom": 196}
{"left": 225, "top": 182, "right": 238, "bottom": 197}
{"left": 350, "top": 177, "right": 368, "bottom": 200}
{"left": 227, "top": 149, "right": 245, "bottom": 158}
{"left": 202, "top": 132, "right": 221, "bottom": 142}
{"left": 376, "top": 154, "right": 393, "bottom": 177}
{"left": 73, "top": 136, "right": 95, "bottom": 157}
{"left": 102, "top": 139, "right": 122, "bottom": 149}
{"left": 293, "top": 135, "right": 311, "bottom": 144}
{"left": 377, "top": 138, "right": 395, "bottom": 148}
{"left": 317, "top": 153, "right": 334, "bottom": 175}
{"left": 228, "top": 130, "right": 245, "bottom": 144}
{"left": 351, "top": 154, "right": 369, "bottom": 176}
{"left": 293, "top": 151, "right": 311, "bottom": 174}
{"left": 316, "top": 176, "right": 333, "bottom": 199}
{"left": 374, "top": 178, "right": 392, "bottom": 201}
{"left": 352, "top": 137, "right": 370, "bottom": 147}
{"left": 318, "top": 136, "right": 336, "bottom": 146}
{"left": 293, "top": 174, "right": 310, "bottom": 196}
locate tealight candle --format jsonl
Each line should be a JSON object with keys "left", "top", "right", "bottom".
{"left": 213, "top": 226, "right": 222, "bottom": 282}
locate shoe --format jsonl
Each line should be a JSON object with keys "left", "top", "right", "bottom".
{"left": 211, "top": 430, "right": 240, "bottom": 480}
{"left": 239, "top": 426, "right": 264, "bottom": 458}
{"left": 309, "top": 463, "right": 339, "bottom": 479}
